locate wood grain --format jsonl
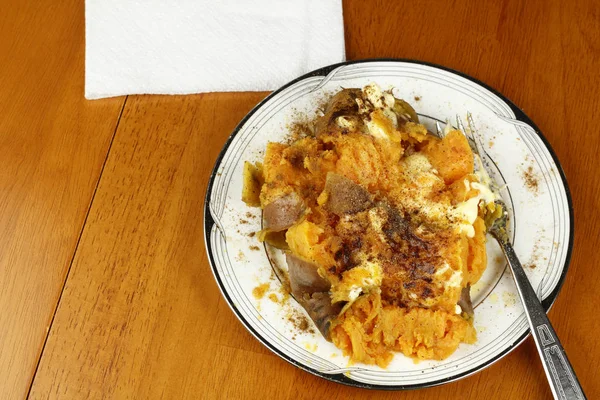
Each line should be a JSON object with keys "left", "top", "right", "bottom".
{"left": 0, "top": 0, "right": 124, "bottom": 398}
{"left": 24, "top": 0, "right": 600, "bottom": 398}
{"left": 28, "top": 93, "right": 273, "bottom": 399}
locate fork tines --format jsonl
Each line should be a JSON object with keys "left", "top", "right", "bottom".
{"left": 455, "top": 113, "right": 493, "bottom": 173}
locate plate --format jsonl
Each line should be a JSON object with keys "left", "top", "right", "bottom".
{"left": 204, "top": 59, "right": 573, "bottom": 389}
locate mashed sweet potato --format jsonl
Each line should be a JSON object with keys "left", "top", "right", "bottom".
{"left": 243, "top": 83, "right": 498, "bottom": 366}
{"left": 330, "top": 291, "right": 476, "bottom": 366}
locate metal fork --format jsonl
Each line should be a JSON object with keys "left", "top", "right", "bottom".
{"left": 437, "top": 115, "right": 586, "bottom": 400}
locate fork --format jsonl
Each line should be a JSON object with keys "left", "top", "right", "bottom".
{"left": 436, "top": 115, "right": 586, "bottom": 400}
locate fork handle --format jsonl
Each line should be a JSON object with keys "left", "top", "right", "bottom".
{"left": 497, "top": 240, "right": 586, "bottom": 399}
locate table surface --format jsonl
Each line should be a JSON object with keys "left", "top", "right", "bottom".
{"left": 1, "top": 0, "right": 599, "bottom": 399}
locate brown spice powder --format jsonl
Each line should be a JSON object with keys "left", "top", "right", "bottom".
{"left": 288, "top": 313, "right": 314, "bottom": 334}
{"left": 523, "top": 165, "right": 539, "bottom": 194}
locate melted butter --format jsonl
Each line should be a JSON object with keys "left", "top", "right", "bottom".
{"left": 331, "top": 259, "right": 382, "bottom": 303}
{"left": 453, "top": 197, "right": 480, "bottom": 237}
{"left": 336, "top": 116, "right": 358, "bottom": 131}
{"left": 447, "top": 269, "right": 463, "bottom": 287}
{"left": 363, "top": 83, "right": 395, "bottom": 109}
{"left": 365, "top": 118, "right": 390, "bottom": 139}
{"left": 452, "top": 159, "right": 497, "bottom": 237}
{"left": 403, "top": 154, "right": 443, "bottom": 195}
{"left": 359, "top": 83, "right": 399, "bottom": 138}
{"left": 435, "top": 263, "right": 463, "bottom": 288}
{"left": 399, "top": 154, "right": 451, "bottom": 222}
{"left": 348, "top": 285, "right": 362, "bottom": 301}
{"left": 403, "top": 153, "right": 433, "bottom": 174}
{"left": 398, "top": 151, "right": 496, "bottom": 239}
{"left": 355, "top": 97, "right": 369, "bottom": 114}
{"left": 464, "top": 179, "right": 471, "bottom": 191}
{"left": 471, "top": 182, "right": 496, "bottom": 204}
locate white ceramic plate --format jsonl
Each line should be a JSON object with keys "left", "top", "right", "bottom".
{"left": 204, "top": 59, "right": 573, "bottom": 389}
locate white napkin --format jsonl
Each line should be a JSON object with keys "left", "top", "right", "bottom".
{"left": 85, "top": 0, "right": 345, "bottom": 99}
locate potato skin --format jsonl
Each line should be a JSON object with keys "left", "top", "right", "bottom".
{"left": 314, "top": 88, "right": 364, "bottom": 136}
{"left": 286, "top": 253, "right": 330, "bottom": 296}
{"left": 263, "top": 192, "right": 306, "bottom": 232}
{"left": 286, "top": 254, "right": 341, "bottom": 340}
{"left": 322, "top": 172, "right": 372, "bottom": 216}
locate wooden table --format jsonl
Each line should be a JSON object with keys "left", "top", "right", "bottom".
{"left": 1, "top": 0, "right": 599, "bottom": 398}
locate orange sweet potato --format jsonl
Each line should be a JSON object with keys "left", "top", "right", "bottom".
{"left": 424, "top": 130, "right": 474, "bottom": 184}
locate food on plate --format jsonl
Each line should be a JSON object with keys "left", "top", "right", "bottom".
{"left": 241, "top": 161, "right": 264, "bottom": 207}
{"left": 242, "top": 83, "right": 500, "bottom": 367}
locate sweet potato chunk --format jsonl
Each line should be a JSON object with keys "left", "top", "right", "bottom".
{"left": 241, "top": 161, "right": 264, "bottom": 207}
{"left": 466, "top": 217, "right": 487, "bottom": 284}
{"left": 330, "top": 291, "right": 476, "bottom": 366}
{"left": 424, "top": 130, "right": 474, "bottom": 184}
{"left": 286, "top": 220, "right": 323, "bottom": 262}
